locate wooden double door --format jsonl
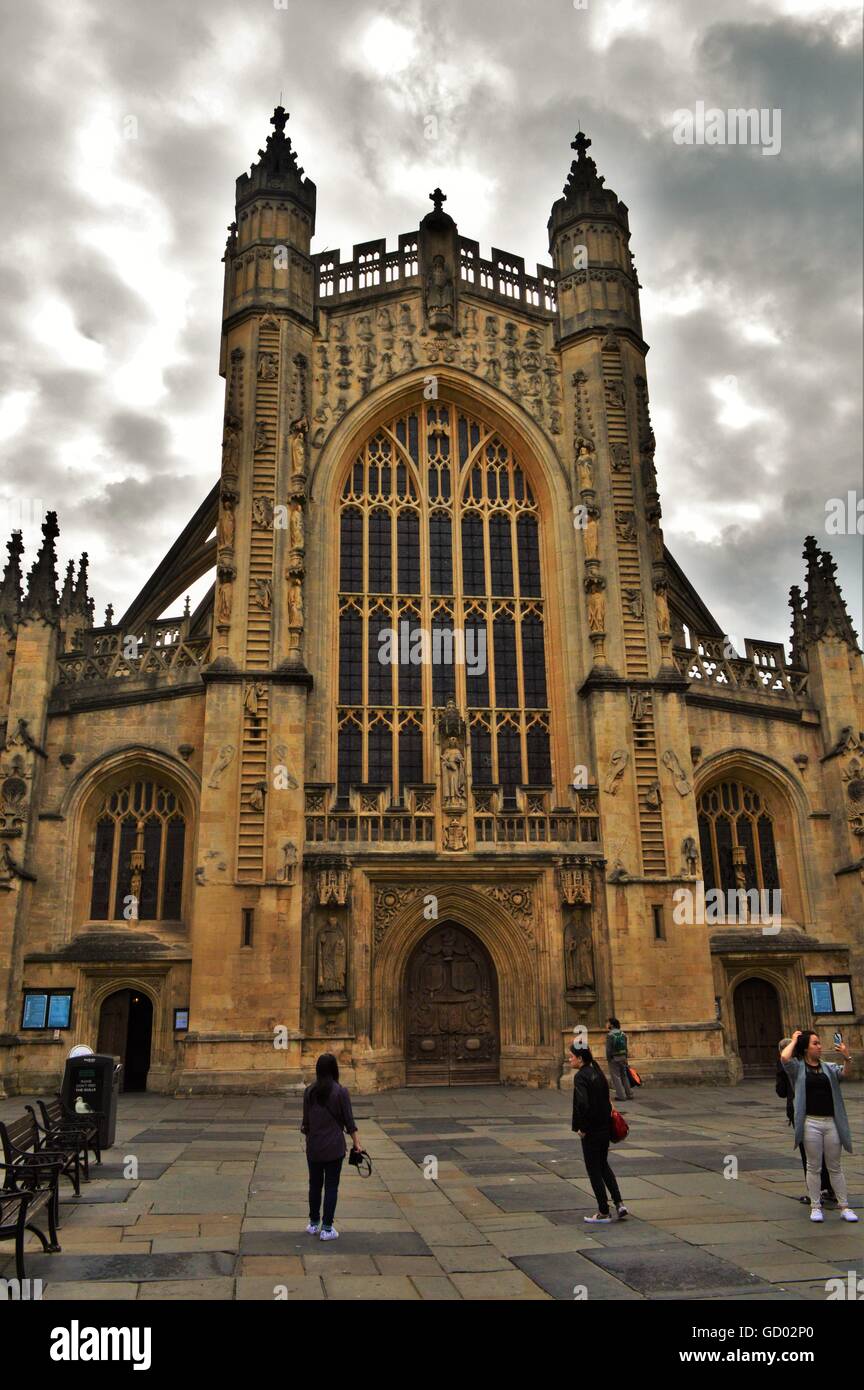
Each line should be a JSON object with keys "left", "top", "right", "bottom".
{"left": 734, "top": 977, "right": 782, "bottom": 1075}
{"left": 405, "top": 923, "right": 499, "bottom": 1085}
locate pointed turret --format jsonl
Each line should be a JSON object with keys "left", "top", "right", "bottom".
{"left": 801, "top": 536, "right": 860, "bottom": 651}
{"left": 59, "top": 560, "right": 75, "bottom": 616}
{"left": 58, "top": 552, "right": 94, "bottom": 648}
{"left": 236, "top": 105, "right": 316, "bottom": 224}
{"left": 0, "top": 531, "right": 24, "bottom": 629}
{"left": 548, "top": 131, "right": 642, "bottom": 343}
{"left": 22, "top": 511, "right": 59, "bottom": 623}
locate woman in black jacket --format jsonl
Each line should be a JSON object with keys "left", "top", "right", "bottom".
{"left": 301, "top": 1053, "right": 362, "bottom": 1240}
{"left": 570, "top": 1043, "right": 628, "bottom": 1223}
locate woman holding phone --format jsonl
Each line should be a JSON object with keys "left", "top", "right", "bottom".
{"left": 780, "top": 1029, "right": 857, "bottom": 1223}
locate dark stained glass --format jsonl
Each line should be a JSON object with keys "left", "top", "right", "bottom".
{"left": 521, "top": 613, "right": 547, "bottom": 706}
{"left": 698, "top": 814, "right": 716, "bottom": 894}
{"left": 471, "top": 726, "right": 493, "bottom": 784}
{"left": 758, "top": 815, "right": 780, "bottom": 892}
{"left": 368, "top": 724, "right": 392, "bottom": 785}
{"left": 497, "top": 724, "right": 522, "bottom": 798}
{"left": 137, "top": 820, "right": 162, "bottom": 920}
{"left": 368, "top": 509, "right": 391, "bottom": 592}
{"left": 517, "top": 515, "right": 541, "bottom": 596}
{"left": 113, "top": 820, "right": 137, "bottom": 919}
{"left": 367, "top": 612, "right": 392, "bottom": 705}
{"left": 397, "top": 510, "right": 420, "bottom": 592}
{"left": 89, "top": 819, "right": 114, "bottom": 920}
{"left": 461, "top": 513, "right": 485, "bottom": 593}
{"left": 162, "top": 820, "right": 185, "bottom": 920}
{"left": 493, "top": 613, "right": 518, "bottom": 706}
{"left": 429, "top": 512, "right": 453, "bottom": 593}
{"left": 338, "top": 611, "right": 362, "bottom": 703}
{"left": 527, "top": 726, "right": 551, "bottom": 784}
{"left": 338, "top": 723, "right": 362, "bottom": 792}
{"left": 464, "top": 612, "right": 489, "bottom": 706}
{"left": 399, "top": 725, "right": 424, "bottom": 790}
{"left": 489, "top": 514, "right": 514, "bottom": 595}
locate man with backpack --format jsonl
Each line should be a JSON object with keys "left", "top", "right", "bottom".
{"left": 605, "top": 1017, "right": 632, "bottom": 1102}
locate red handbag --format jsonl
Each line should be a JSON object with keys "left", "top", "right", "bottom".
{"left": 610, "top": 1108, "right": 629, "bottom": 1144}
{"left": 627, "top": 1066, "right": 642, "bottom": 1088}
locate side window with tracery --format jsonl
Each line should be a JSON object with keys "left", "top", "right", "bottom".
{"left": 697, "top": 780, "right": 781, "bottom": 897}
{"left": 336, "top": 401, "right": 551, "bottom": 801}
{"left": 89, "top": 778, "right": 187, "bottom": 922}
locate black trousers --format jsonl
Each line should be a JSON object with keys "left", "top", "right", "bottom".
{"left": 797, "top": 1142, "right": 835, "bottom": 1198}
{"left": 581, "top": 1133, "right": 622, "bottom": 1215}
{"left": 308, "top": 1156, "right": 344, "bottom": 1227}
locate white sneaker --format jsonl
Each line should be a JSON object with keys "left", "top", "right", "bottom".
{"left": 840, "top": 1208, "right": 859, "bottom": 1223}
{"left": 305, "top": 1222, "right": 320, "bottom": 1235}
{"left": 319, "top": 1226, "right": 340, "bottom": 1240}
{"left": 810, "top": 1207, "right": 824, "bottom": 1222}
{"left": 584, "top": 1213, "right": 612, "bottom": 1224}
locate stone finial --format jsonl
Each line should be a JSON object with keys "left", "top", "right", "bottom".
{"left": 0, "top": 530, "right": 24, "bottom": 624}
{"left": 563, "top": 128, "right": 606, "bottom": 200}
{"left": 22, "top": 510, "right": 60, "bottom": 623}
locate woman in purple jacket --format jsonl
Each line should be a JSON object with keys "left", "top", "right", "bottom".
{"left": 301, "top": 1053, "right": 362, "bottom": 1241}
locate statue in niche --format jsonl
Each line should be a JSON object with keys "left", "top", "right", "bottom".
{"left": 317, "top": 916, "right": 347, "bottom": 994}
{"left": 289, "top": 416, "right": 308, "bottom": 484}
{"left": 441, "top": 737, "right": 466, "bottom": 806}
{"left": 649, "top": 524, "right": 665, "bottom": 565}
{"left": 584, "top": 509, "right": 600, "bottom": 562}
{"left": 586, "top": 581, "right": 606, "bottom": 634}
{"left": 221, "top": 415, "right": 240, "bottom": 474}
{"left": 254, "top": 422, "right": 269, "bottom": 452}
{"left": 645, "top": 779, "right": 662, "bottom": 811}
{"left": 654, "top": 582, "right": 671, "bottom": 636}
{"left": 289, "top": 505, "right": 304, "bottom": 553}
{"left": 248, "top": 780, "right": 266, "bottom": 813}
{"left": 257, "top": 352, "right": 277, "bottom": 381}
{"left": 565, "top": 920, "right": 595, "bottom": 990}
{"left": 287, "top": 577, "right": 304, "bottom": 628}
{"left": 425, "top": 254, "right": 454, "bottom": 330}
{"left": 252, "top": 496, "right": 274, "bottom": 529}
{"left": 216, "top": 571, "right": 233, "bottom": 624}
{"left": 217, "top": 494, "right": 236, "bottom": 553}
{"left": 576, "top": 448, "right": 595, "bottom": 495}
{"left": 662, "top": 748, "right": 692, "bottom": 796}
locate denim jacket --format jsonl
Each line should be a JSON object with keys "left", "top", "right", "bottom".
{"left": 781, "top": 1057, "right": 853, "bottom": 1153}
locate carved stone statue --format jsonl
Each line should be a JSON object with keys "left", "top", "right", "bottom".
{"left": 425, "top": 254, "right": 454, "bottom": 330}
{"left": 577, "top": 451, "right": 594, "bottom": 494}
{"left": 645, "top": 779, "right": 662, "bottom": 810}
{"left": 289, "top": 505, "right": 304, "bottom": 553}
{"left": 287, "top": 577, "right": 304, "bottom": 627}
{"left": 682, "top": 836, "right": 699, "bottom": 876}
{"left": 254, "top": 422, "right": 269, "bottom": 452}
{"left": 441, "top": 737, "right": 466, "bottom": 806}
{"left": 662, "top": 748, "right": 691, "bottom": 796}
{"left": 317, "top": 917, "right": 347, "bottom": 994}
{"left": 565, "top": 921, "right": 595, "bottom": 990}
{"left": 248, "top": 780, "right": 266, "bottom": 813}
{"left": 252, "top": 578, "right": 272, "bottom": 610}
{"left": 586, "top": 581, "right": 606, "bottom": 634}
{"left": 277, "top": 841, "right": 297, "bottom": 885}
{"left": 257, "top": 352, "right": 277, "bottom": 381}
{"left": 584, "top": 509, "right": 600, "bottom": 562}
{"left": 216, "top": 572, "right": 233, "bottom": 625}
{"left": 243, "top": 681, "right": 265, "bottom": 718}
{"left": 207, "top": 744, "right": 235, "bottom": 789}
{"left": 654, "top": 582, "right": 671, "bottom": 637}
{"left": 290, "top": 416, "right": 308, "bottom": 487}
{"left": 217, "top": 495, "right": 235, "bottom": 553}
{"left": 604, "top": 748, "right": 629, "bottom": 795}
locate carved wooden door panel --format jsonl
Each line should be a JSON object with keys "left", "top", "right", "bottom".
{"left": 405, "top": 924, "right": 499, "bottom": 1085}
{"left": 734, "top": 977, "right": 782, "bottom": 1074}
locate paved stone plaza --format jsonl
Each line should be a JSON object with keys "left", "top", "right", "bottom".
{"left": 2, "top": 1083, "right": 861, "bottom": 1301}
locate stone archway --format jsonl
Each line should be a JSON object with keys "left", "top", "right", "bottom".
{"left": 96, "top": 986, "right": 155, "bottom": 1092}
{"left": 404, "top": 922, "right": 500, "bottom": 1085}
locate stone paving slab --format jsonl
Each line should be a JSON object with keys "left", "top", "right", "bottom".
{"left": 1, "top": 1081, "right": 860, "bottom": 1301}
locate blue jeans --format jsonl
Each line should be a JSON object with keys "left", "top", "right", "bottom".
{"left": 308, "top": 1156, "right": 344, "bottom": 1228}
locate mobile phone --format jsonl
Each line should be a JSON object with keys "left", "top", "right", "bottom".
{"left": 833, "top": 1031, "right": 843, "bottom": 1046}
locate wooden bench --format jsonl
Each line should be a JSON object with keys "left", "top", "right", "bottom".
{"left": 0, "top": 1166, "right": 61, "bottom": 1281}
{"left": 28, "top": 1097, "right": 102, "bottom": 1179}
{"left": 0, "top": 1112, "right": 82, "bottom": 1204}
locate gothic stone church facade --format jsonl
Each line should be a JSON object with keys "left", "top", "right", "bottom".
{"left": 1, "top": 112, "right": 862, "bottom": 1095}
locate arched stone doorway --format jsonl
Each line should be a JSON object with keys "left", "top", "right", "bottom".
{"left": 97, "top": 988, "right": 153, "bottom": 1092}
{"left": 405, "top": 922, "right": 500, "bottom": 1085}
{"left": 733, "top": 977, "right": 782, "bottom": 1076}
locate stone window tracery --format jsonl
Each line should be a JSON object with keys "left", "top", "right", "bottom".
{"left": 697, "top": 779, "right": 781, "bottom": 897}
{"left": 336, "top": 400, "right": 552, "bottom": 800}
{"left": 88, "top": 777, "right": 187, "bottom": 922}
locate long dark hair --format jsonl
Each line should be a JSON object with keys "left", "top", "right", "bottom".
{"left": 793, "top": 1030, "right": 819, "bottom": 1060}
{"left": 570, "top": 1044, "right": 595, "bottom": 1066}
{"left": 310, "top": 1052, "right": 339, "bottom": 1105}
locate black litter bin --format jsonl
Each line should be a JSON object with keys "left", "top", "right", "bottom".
{"left": 60, "top": 1053, "right": 122, "bottom": 1150}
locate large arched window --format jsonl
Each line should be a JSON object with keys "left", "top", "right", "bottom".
{"left": 697, "top": 780, "right": 780, "bottom": 897}
{"left": 336, "top": 401, "right": 551, "bottom": 801}
{"left": 88, "top": 778, "right": 187, "bottom": 922}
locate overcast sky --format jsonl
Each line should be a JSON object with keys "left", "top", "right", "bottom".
{"left": 1, "top": 0, "right": 861, "bottom": 650}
